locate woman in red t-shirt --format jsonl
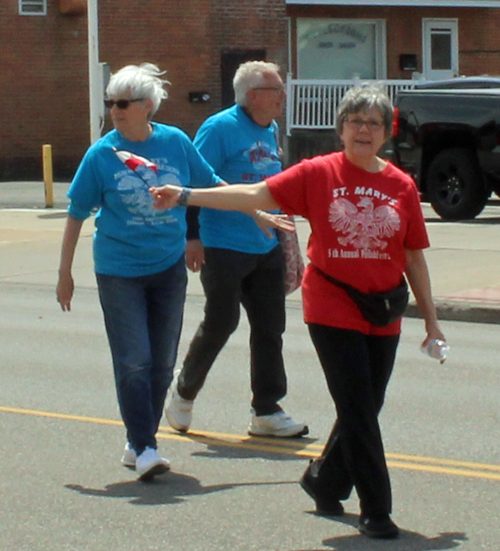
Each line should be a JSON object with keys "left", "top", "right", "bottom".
{"left": 150, "top": 85, "right": 446, "bottom": 539}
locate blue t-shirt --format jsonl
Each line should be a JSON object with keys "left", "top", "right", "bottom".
{"left": 194, "top": 105, "right": 282, "bottom": 253}
{"left": 68, "top": 123, "right": 220, "bottom": 277}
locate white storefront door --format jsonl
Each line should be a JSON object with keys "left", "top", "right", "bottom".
{"left": 422, "top": 19, "right": 459, "bottom": 80}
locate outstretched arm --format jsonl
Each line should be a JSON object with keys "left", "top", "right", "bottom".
{"left": 150, "top": 181, "right": 279, "bottom": 212}
{"left": 150, "top": 182, "right": 295, "bottom": 233}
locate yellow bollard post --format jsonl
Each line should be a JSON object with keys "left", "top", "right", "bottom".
{"left": 42, "top": 144, "right": 54, "bottom": 208}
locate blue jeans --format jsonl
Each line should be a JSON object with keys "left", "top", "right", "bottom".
{"left": 96, "top": 255, "right": 187, "bottom": 456}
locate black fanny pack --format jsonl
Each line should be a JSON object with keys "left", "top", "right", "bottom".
{"left": 314, "top": 266, "right": 409, "bottom": 327}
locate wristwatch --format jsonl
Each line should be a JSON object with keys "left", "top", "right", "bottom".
{"left": 178, "top": 187, "right": 191, "bottom": 207}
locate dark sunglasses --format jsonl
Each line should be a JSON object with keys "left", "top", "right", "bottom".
{"left": 104, "top": 98, "right": 144, "bottom": 109}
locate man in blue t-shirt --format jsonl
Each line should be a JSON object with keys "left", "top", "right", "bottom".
{"left": 165, "top": 61, "right": 308, "bottom": 437}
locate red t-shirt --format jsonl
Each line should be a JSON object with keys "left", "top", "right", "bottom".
{"left": 267, "top": 151, "right": 430, "bottom": 335}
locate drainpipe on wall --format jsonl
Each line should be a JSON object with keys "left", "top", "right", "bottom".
{"left": 87, "top": 0, "right": 103, "bottom": 144}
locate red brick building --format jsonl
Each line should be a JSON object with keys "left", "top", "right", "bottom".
{"left": 286, "top": 1, "right": 500, "bottom": 82}
{"left": 2, "top": 0, "right": 500, "bottom": 179}
{"left": 1, "top": 0, "right": 288, "bottom": 179}
{"left": 285, "top": 0, "right": 500, "bottom": 159}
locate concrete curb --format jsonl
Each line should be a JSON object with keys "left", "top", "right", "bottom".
{"left": 406, "top": 300, "right": 500, "bottom": 325}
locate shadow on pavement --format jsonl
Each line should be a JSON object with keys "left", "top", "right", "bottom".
{"left": 190, "top": 444, "right": 314, "bottom": 461}
{"left": 174, "top": 432, "right": 319, "bottom": 462}
{"left": 275, "top": 529, "right": 466, "bottom": 551}
{"left": 283, "top": 532, "right": 468, "bottom": 551}
{"left": 322, "top": 528, "right": 467, "bottom": 550}
{"left": 38, "top": 212, "right": 68, "bottom": 220}
{"left": 65, "top": 472, "right": 298, "bottom": 506}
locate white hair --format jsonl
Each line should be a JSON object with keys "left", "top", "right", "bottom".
{"left": 106, "top": 63, "right": 170, "bottom": 116}
{"left": 233, "top": 60, "right": 280, "bottom": 106}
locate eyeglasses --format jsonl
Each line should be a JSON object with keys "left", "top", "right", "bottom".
{"left": 345, "top": 118, "right": 384, "bottom": 131}
{"left": 104, "top": 98, "right": 144, "bottom": 109}
{"left": 252, "top": 86, "right": 285, "bottom": 94}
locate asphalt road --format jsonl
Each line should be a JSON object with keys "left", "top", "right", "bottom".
{"left": 0, "top": 281, "right": 499, "bottom": 551}
{"left": 1, "top": 181, "right": 499, "bottom": 550}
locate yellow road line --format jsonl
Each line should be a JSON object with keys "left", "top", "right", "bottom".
{"left": 170, "top": 427, "right": 500, "bottom": 474}
{"left": 386, "top": 452, "right": 500, "bottom": 473}
{"left": 156, "top": 429, "right": 322, "bottom": 457}
{"left": 387, "top": 461, "right": 500, "bottom": 481}
{"left": 0, "top": 405, "right": 124, "bottom": 426}
{"left": 1, "top": 405, "right": 499, "bottom": 481}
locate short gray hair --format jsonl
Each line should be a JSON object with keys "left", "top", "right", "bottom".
{"left": 233, "top": 60, "right": 281, "bottom": 107}
{"left": 106, "top": 63, "right": 170, "bottom": 117}
{"left": 336, "top": 84, "right": 393, "bottom": 137}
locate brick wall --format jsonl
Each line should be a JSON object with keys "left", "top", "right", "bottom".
{"left": 0, "top": 0, "right": 288, "bottom": 180}
{"left": 1, "top": 0, "right": 89, "bottom": 178}
{"left": 100, "top": 0, "right": 288, "bottom": 136}
{"left": 3, "top": 1, "right": 500, "bottom": 179}
{"left": 459, "top": 8, "right": 500, "bottom": 76}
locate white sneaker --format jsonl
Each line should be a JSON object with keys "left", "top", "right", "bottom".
{"left": 121, "top": 442, "right": 136, "bottom": 468}
{"left": 165, "top": 373, "right": 193, "bottom": 432}
{"left": 248, "top": 411, "right": 309, "bottom": 438}
{"left": 135, "top": 447, "right": 170, "bottom": 480}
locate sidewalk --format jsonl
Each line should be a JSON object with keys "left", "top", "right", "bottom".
{"left": 1, "top": 181, "right": 500, "bottom": 324}
{"left": 404, "top": 202, "right": 500, "bottom": 324}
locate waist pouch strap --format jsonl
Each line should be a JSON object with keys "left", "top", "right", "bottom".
{"left": 313, "top": 266, "right": 409, "bottom": 327}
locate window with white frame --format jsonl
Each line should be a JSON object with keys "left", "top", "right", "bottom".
{"left": 19, "top": 0, "right": 47, "bottom": 15}
{"left": 297, "top": 19, "right": 386, "bottom": 80}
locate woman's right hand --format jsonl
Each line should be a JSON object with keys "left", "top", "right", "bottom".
{"left": 57, "top": 271, "right": 74, "bottom": 312}
{"left": 185, "top": 239, "right": 205, "bottom": 272}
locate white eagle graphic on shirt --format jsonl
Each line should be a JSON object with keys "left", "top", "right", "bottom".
{"left": 118, "top": 170, "right": 181, "bottom": 219}
{"left": 329, "top": 197, "right": 400, "bottom": 251}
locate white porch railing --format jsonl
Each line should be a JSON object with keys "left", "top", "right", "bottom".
{"left": 285, "top": 78, "right": 418, "bottom": 136}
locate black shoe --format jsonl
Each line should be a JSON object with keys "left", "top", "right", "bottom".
{"left": 299, "top": 460, "right": 344, "bottom": 516}
{"left": 358, "top": 515, "right": 399, "bottom": 539}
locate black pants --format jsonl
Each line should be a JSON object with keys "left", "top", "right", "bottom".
{"left": 177, "top": 246, "right": 287, "bottom": 415}
{"left": 308, "top": 323, "right": 399, "bottom": 517}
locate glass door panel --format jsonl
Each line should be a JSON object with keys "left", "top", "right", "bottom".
{"left": 297, "top": 19, "right": 385, "bottom": 80}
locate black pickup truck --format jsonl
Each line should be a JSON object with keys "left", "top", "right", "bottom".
{"left": 392, "top": 77, "right": 500, "bottom": 220}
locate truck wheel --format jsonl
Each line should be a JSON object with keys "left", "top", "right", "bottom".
{"left": 426, "top": 148, "right": 490, "bottom": 220}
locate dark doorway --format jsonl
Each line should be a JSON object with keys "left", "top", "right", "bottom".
{"left": 220, "top": 49, "right": 266, "bottom": 108}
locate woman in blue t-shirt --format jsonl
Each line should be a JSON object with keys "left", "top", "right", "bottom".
{"left": 56, "top": 63, "right": 220, "bottom": 480}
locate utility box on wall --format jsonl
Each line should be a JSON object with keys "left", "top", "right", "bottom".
{"left": 59, "top": 0, "right": 86, "bottom": 15}
{"left": 399, "top": 54, "right": 418, "bottom": 72}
